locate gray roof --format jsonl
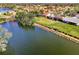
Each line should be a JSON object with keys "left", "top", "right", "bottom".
{"left": 63, "top": 17, "right": 79, "bottom": 24}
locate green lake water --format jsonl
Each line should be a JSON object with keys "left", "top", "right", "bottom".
{"left": 0, "top": 22, "right": 79, "bottom": 55}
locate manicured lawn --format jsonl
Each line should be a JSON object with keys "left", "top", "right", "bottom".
{"left": 33, "top": 17, "right": 79, "bottom": 38}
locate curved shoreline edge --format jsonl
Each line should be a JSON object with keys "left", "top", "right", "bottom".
{"left": 34, "top": 23, "right": 79, "bottom": 44}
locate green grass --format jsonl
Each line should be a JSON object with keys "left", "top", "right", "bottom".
{"left": 33, "top": 17, "right": 79, "bottom": 39}
{"left": 0, "top": 18, "right": 6, "bottom": 23}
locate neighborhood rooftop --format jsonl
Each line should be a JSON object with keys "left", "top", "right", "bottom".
{"left": 63, "top": 17, "right": 79, "bottom": 25}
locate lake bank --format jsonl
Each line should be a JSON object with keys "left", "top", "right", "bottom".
{"left": 33, "top": 17, "right": 79, "bottom": 43}
{"left": 34, "top": 23, "right": 79, "bottom": 43}
{"left": 0, "top": 8, "right": 16, "bottom": 24}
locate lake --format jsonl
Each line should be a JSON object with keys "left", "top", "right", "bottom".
{"left": 0, "top": 22, "right": 79, "bottom": 55}
{"left": 0, "top": 8, "right": 12, "bottom": 13}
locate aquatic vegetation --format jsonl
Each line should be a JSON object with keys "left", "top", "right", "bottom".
{"left": 18, "top": 22, "right": 35, "bottom": 31}
{"left": 0, "top": 25, "right": 12, "bottom": 52}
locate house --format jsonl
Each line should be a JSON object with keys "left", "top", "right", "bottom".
{"left": 63, "top": 17, "right": 79, "bottom": 25}
{"left": 75, "top": 12, "right": 79, "bottom": 18}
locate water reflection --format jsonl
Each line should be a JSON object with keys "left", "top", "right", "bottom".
{"left": 1, "top": 22, "right": 79, "bottom": 55}
{"left": 18, "top": 22, "right": 35, "bottom": 31}
{"left": 0, "top": 26, "right": 12, "bottom": 52}
{"left": 0, "top": 44, "right": 15, "bottom": 55}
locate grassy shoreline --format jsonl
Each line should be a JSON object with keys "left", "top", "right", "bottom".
{"left": 34, "top": 23, "right": 79, "bottom": 43}
{"left": 33, "top": 17, "right": 79, "bottom": 39}
{"left": 0, "top": 18, "right": 16, "bottom": 24}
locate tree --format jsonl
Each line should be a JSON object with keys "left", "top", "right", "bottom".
{"left": 15, "top": 11, "right": 34, "bottom": 26}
